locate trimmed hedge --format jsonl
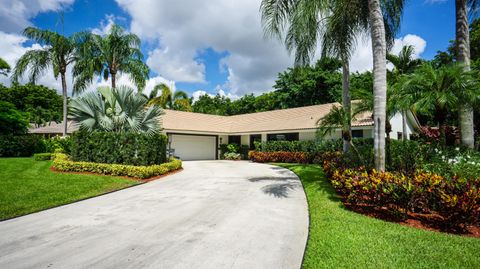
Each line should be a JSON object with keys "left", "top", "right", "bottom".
{"left": 53, "top": 153, "right": 182, "bottom": 179}
{"left": 34, "top": 153, "right": 52, "bottom": 161}
{"left": 0, "top": 134, "right": 45, "bottom": 157}
{"left": 71, "top": 131, "right": 167, "bottom": 166}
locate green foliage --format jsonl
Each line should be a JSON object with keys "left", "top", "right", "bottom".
{"left": 71, "top": 131, "right": 167, "bottom": 166}
{"left": 73, "top": 24, "right": 149, "bottom": 91}
{"left": 41, "top": 135, "right": 72, "bottom": 154}
{"left": 226, "top": 143, "right": 239, "bottom": 153}
{"left": 0, "top": 101, "right": 29, "bottom": 135}
{"left": 0, "top": 135, "right": 44, "bottom": 157}
{"left": 33, "top": 153, "right": 53, "bottom": 161}
{"left": 0, "top": 83, "right": 62, "bottom": 125}
{"left": 0, "top": 57, "right": 10, "bottom": 76}
{"left": 224, "top": 152, "right": 241, "bottom": 160}
{"left": 53, "top": 153, "right": 181, "bottom": 179}
{"left": 69, "top": 86, "right": 163, "bottom": 134}
{"left": 147, "top": 83, "right": 192, "bottom": 111}
{"left": 248, "top": 151, "right": 310, "bottom": 163}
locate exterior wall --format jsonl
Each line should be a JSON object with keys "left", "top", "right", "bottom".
{"left": 299, "top": 131, "right": 316, "bottom": 141}
{"left": 388, "top": 112, "right": 415, "bottom": 140}
{"left": 241, "top": 135, "right": 249, "bottom": 146}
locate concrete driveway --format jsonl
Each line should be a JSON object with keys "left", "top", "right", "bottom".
{"left": 0, "top": 161, "right": 308, "bottom": 269}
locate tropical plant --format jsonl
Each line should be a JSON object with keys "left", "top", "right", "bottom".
{"left": 12, "top": 27, "right": 78, "bottom": 136}
{"left": 456, "top": 0, "right": 479, "bottom": 148}
{"left": 74, "top": 24, "right": 149, "bottom": 91}
{"left": 260, "top": 0, "right": 405, "bottom": 170}
{"left": 69, "top": 85, "right": 163, "bottom": 134}
{"left": 393, "top": 63, "right": 480, "bottom": 144}
{"left": 0, "top": 101, "right": 29, "bottom": 135}
{"left": 0, "top": 58, "right": 10, "bottom": 76}
{"left": 148, "top": 83, "right": 192, "bottom": 111}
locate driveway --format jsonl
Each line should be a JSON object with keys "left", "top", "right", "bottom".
{"left": 0, "top": 161, "right": 308, "bottom": 269}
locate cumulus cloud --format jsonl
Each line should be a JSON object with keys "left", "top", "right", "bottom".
{"left": 0, "top": 0, "right": 74, "bottom": 33}
{"left": 115, "top": 0, "right": 293, "bottom": 95}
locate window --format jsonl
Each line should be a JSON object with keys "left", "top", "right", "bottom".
{"left": 397, "top": 132, "right": 403, "bottom": 140}
{"left": 267, "top": 132, "right": 299, "bottom": 141}
{"left": 250, "top": 134, "right": 261, "bottom": 149}
{"left": 352, "top": 130, "right": 363, "bottom": 138}
{"left": 228, "top": 135, "right": 241, "bottom": 145}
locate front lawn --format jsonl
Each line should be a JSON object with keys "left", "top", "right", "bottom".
{"left": 278, "top": 164, "right": 480, "bottom": 269}
{"left": 0, "top": 158, "right": 138, "bottom": 220}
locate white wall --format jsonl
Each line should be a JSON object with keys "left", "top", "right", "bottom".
{"left": 241, "top": 135, "right": 249, "bottom": 146}
{"left": 389, "top": 112, "right": 415, "bottom": 140}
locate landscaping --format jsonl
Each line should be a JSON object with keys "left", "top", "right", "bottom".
{"left": 0, "top": 157, "right": 138, "bottom": 220}
{"left": 279, "top": 164, "right": 480, "bottom": 269}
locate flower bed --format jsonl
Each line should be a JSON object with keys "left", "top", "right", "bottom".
{"left": 53, "top": 153, "right": 182, "bottom": 179}
{"left": 248, "top": 151, "right": 310, "bottom": 163}
{"left": 321, "top": 152, "right": 480, "bottom": 233}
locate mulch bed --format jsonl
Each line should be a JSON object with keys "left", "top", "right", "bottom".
{"left": 341, "top": 198, "right": 480, "bottom": 238}
{"left": 50, "top": 166, "right": 183, "bottom": 183}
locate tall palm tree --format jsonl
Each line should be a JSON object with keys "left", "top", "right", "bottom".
{"left": 74, "top": 24, "right": 149, "bottom": 92}
{"left": 387, "top": 45, "right": 422, "bottom": 140}
{"left": 456, "top": 0, "right": 478, "bottom": 148}
{"left": 69, "top": 85, "right": 163, "bottom": 134}
{"left": 260, "top": 0, "right": 405, "bottom": 170}
{"left": 394, "top": 63, "right": 480, "bottom": 144}
{"left": 148, "top": 83, "right": 192, "bottom": 112}
{"left": 12, "top": 27, "right": 77, "bottom": 136}
{"left": 0, "top": 58, "right": 10, "bottom": 76}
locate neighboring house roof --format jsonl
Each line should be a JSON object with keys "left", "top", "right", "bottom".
{"left": 29, "top": 102, "right": 374, "bottom": 135}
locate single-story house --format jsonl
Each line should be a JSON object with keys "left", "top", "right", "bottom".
{"left": 30, "top": 102, "right": 420, "bottom": 161}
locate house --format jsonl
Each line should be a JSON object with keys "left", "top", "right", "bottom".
{"left": 30, "top": 102, "right": 420, "bottom": 161}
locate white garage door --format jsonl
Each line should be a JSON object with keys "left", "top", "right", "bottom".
{"left": 170, "top": 134, "right": 216, "bottom": 161}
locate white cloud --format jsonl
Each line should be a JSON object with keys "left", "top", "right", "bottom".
{"left": 115, "top": 0, "right": 293, "bottom": 95}
{"left": 349, "top": 34, "right": 427, "bottom": 72}
{"left": 0, "top": 0, "right": 74, "bottom": 33}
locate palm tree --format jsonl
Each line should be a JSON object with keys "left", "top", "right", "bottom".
{"left": 148, "top": 83, "right": 192, "bottom": 112}
{"left": 260, "top": 0, "right": 405, "bottom": 170}
{"left": 69, "top": 85, "right": 163, "bottom": 134}
{"left": 74, "top": 24, "right": 149, "bottom": 92}
{"left": 394, "top": 63, "right": 480, "bottom": 144}
{"left": 0, "top": 58, "right": 10, "bottom": 76}
{"left": 12, "top": 27, "right": 77, "bottom": 136}
{"left": 387, "top": 45, "right": 422, "bottom": 140}
{"left": 456, "top": 0, "right": 478, "bottom": 148}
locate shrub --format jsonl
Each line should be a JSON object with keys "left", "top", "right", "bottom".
{"left": 248, "top": 151, "right": 310, "bottom": 163}
{"left": 224, "top": 152, "right": 241, "bottom": 160}
{"left": 53, "top": 153, "right": 182, "bottom": 179}
{"left": 34, "top": 153, "right": 52, "bottom": 161}
{"left": 71, "top": 131, "right": 167, "bottom": 166}
{"left": 41, "top": 135, "right": 73, "bottom": 154}
{"left": 0, "top": 134, "right": 45, "bottom": 157}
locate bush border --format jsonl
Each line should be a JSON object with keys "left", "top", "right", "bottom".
{"left": 53, "top": 153, "right": 182, "bottom": 179}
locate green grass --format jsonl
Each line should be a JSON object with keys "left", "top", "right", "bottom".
{"left": 277, "top": 164, "right": 480, "bottom": 269}
{"left": 0, "top": 157, "right": 138, "bottom": 220}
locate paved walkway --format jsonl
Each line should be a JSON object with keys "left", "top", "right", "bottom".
{"left": 0, "top": 161, "right": 308, "bottom": 269}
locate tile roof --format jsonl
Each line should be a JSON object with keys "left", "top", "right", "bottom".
{"left": 29, "top": 121, "right": 80, "bottom": 134}
{"left": 29, "top": 102, "right": 373, "bottom": 135}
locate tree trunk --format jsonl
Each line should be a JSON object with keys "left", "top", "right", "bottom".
{"left": 369, "top": 0, "right": 387, "bottom": 171}
{"left": 402, "top": 110, "right": 408, "bottom": 141}
{"left": 61, "top": 72, "right": 68, "bottom": 137}
{"left": 111, "top": 72, "right": 116, "bottom": 89}
{"left": 342, "top": 58, "right": 352, "bottom": 153}
{"left": 456, "top": 0, "right": 475, "bottom": 148}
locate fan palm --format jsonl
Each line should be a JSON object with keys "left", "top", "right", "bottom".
{"left": 74, "top": 24, "right": 149, "bottom": 92}
{"left": 69, "top": 85, "right": 163, "bottom": 134}
{"left": 456, "top": 0, "right": 479, "bottom": 148}
{"left": 260, "top": 0, "right": 405, "bottom": 170}
{"left": 0, "top": 58, "right": 10, "bottom": 76}
{"left": 12, "top": 27, "right": 78, "bottom": 136}
{"left": 393, "top": 63, "right": 480, "bottom": 144}
{"left": 148, "top": 83, "right": 192, "bottom": 112}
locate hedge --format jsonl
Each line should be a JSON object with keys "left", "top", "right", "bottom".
{"left": 0, "top": 134, "right": 45, "bottom": 157}
{"left": 53, "top": 153, "right": 182, "bottom": 179}
{"left": 71, "top": 131, "right": 167, "bottom": 166}
{"left": 248, "top": 151, "right": 310, "bottom": 163}
{"left": 33, "top": 153, "right": 53, "bottom": 161}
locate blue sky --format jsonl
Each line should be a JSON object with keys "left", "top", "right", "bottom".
{"left": 0, "top": 0, "right": 461, "bottom": 98}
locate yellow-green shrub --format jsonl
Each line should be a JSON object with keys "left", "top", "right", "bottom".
{"left": 53, "top": 153, "right": 182, "bottom": 179}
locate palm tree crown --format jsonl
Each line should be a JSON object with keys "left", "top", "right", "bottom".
{"left": 69, "top": 85, "right": 163, "bottom": 134}
{"left": 0, "top": 58, "right": 10, "bottom": 76}
{"left": 148, "top": 83, "right": 192, "bottom": 112}
{"left": 74, "top": 24, "right": 149, "bottom": 92}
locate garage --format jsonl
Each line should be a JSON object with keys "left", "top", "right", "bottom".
{"left": 169, "top": 134, "right": 217, "bottom": 161}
